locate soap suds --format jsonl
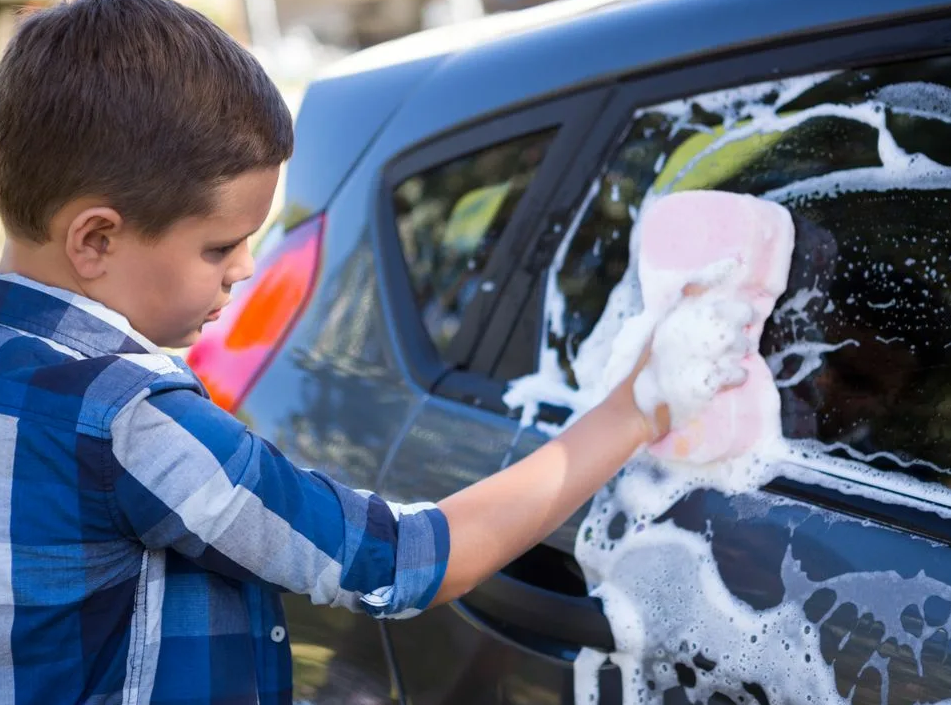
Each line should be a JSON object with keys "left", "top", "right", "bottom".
{"left": 576, "top": 523, "right": 843, "bottom": 705}
{"left": 503, "top": 67, "right": 951, "bottom": 704}
{"left": 631, "top": 288, "right": 752, "bottom": 429}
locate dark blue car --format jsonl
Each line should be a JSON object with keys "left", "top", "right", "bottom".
{"left": 188, "top": 0, "right": 951, "bottom": 702}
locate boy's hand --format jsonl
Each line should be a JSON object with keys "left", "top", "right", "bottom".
{"left": 604, "top": 336, "right": 671, "bottom": 442}
{"left": 605, "top": 279, "right": 749, "bottom": 446}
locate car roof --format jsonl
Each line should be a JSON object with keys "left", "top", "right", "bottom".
{"left": 291, "top": 0, "right": 951, "bottom": 213}
{"left": 318, "top": 0, "right": 623, "bottom": 80}
{"left": 383, "top": 0, "right": 951, "bottom": 142}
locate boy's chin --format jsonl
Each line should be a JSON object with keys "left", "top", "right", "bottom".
{"left": 161, "top": 328, "right": 202, "bottom": 351}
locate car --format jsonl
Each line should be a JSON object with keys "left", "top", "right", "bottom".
{"left": 186, "top": 0, "right": 951, "bottom": 702}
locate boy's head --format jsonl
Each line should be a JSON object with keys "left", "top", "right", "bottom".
{"left": 0, "top": 0, "right": 293, "bottom": 348}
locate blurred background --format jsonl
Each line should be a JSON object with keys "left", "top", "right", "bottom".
{"left": 0, "top": 0, "right": 553, "bottom": 98}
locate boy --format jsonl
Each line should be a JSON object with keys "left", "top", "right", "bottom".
{"left": 0, "top": 0, "right": 746, "bottom": 703}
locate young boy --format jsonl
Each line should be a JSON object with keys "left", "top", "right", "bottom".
{"left": 0, "top": 0, "right": 745, "bottom": 703}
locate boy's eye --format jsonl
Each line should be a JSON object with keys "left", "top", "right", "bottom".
{"left": 210, "top": 243, "right": 239, "bottom": 256}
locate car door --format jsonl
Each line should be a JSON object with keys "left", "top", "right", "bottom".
{"left": 489, "top": 12, "right": 951, "bottom": 705}
{"left": 370, "top": 91, "right": 629, "bottom": 704}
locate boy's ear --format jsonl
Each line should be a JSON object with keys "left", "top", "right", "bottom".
{"left": 64, "top": 207, "right": 124, "bottom": 280}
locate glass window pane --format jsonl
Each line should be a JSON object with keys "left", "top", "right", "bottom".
{"left": 393, "top": 129, "right": 557, "bottom": 357}
{"left": 544, "top": 56, "right": 951, "bottom": 479}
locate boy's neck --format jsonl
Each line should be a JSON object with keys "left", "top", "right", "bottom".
{"left": 0, "top": 239, "right": 87, "bottom": 298}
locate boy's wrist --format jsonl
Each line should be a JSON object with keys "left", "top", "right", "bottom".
{"left": 601, "top": 379, "right": 664, "bottom": 449}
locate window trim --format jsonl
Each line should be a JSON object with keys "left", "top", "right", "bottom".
{"left": 375, "top": 88, "right": 609, "bottom": 396}
{"left": 469, "top": 92, "right": 640, "bottom": 378}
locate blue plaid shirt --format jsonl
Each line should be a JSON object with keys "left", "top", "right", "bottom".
{"left": 0, "top": 274, "right": 450, "bottom": 705}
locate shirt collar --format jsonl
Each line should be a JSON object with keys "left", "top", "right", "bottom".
{"left": 0, "top": 273, "right": 163, "bottom": 357}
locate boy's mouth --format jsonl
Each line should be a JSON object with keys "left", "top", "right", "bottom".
{"left": 205, "top": 300, "right": 230, "bottom": 322}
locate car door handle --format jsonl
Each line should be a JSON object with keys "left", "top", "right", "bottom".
{"left": 456, "top": 546, "right": 615, "bottom": 652}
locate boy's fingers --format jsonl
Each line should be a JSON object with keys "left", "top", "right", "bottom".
{"left": 680, "top": 256, "right": 742, "bottom": 298}
{"left": 632, "top": 332, "right": 654, "bottom": 374}
{"left": 719, "top": 364, "right": 749, "bottom": 389}
{"left": 681, "top": 282, "right": 707, "bottom": 298}
{"left": 652, "top": 403, "right": 671, "bottom": 438}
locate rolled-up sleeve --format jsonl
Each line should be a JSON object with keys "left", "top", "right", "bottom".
{"left": 106, "top": 386, "right": 449, "bottom": 618}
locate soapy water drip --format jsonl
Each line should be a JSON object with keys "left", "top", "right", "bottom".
{"left": 778, "top": 546, "right": 951, "bottom": 705}
{"left": 771, "top": 284, "right": 823, "bottom": 325}
{"left": 767, "top": 340, "right": 858, "bottom": 389}
{"left": 505, "top": 179, "right": 604, "bottom": 427}
{"left": 501, "top": 68, "right": 951, "bottom": 705}
{"left": 788, "top": 439, "right": 951, "bottom": 481}
{"left": 545, "top": 179, "right": 601, "bottom": 341}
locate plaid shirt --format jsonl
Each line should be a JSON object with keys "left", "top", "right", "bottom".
{"left": 0, "top": 274, "right": 450, "bottom": 705}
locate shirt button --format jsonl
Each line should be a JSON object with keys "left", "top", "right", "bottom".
{"left": 270, "top": 626, "right": 286, "bottom": 643}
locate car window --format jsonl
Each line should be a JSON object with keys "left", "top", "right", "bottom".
{"left": 535, "top": 55, "right": 951, "bottom": 480}
{"left": 393, "top": 129, "right": 556, "bottom": 357}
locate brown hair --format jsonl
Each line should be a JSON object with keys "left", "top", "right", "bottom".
{"left": 0, "top": 0, "right": 294, "bottom": 243}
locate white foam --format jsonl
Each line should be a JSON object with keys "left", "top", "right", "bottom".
{"left": 867, "top": 298, "right": 896, "bottom": 309}
{"left": 633, "top": 288, "right": 752, "bottom": 428}
{"left": 874, "top": 82, "right": 951, "bottom": 123}
{"left": 500, "top": 68, "right": 951, "bottom": 704}
{"left": 575, "top": 521, "right": 844, "bottom": 705}
{"left": 651, "top": 72, "right": 837, "bottom": 127}
{"left": 655, "top": 86, "right": 951, "bottom": 205}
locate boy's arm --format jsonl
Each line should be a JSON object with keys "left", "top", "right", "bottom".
{"left": 108, "top": 386, "right": 449, "bottom": 618}
{"left": 107, "top": 367, "right": 656, "bottom": 617}
{"left": 109, "top": 328, "right": 682, "bottom": 619}
{"left": 432, "top": 374, "right": 655, "bottom": 605}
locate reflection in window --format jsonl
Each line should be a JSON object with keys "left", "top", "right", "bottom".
{"left": 546, "top": 56, "right": 951, "bottom": 478}
{"left": 393, "top": 130, "right": 556, "bottom": 357}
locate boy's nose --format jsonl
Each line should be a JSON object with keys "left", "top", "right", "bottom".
{"left": 228, "top": 245, "right": 255, "bottom": 285}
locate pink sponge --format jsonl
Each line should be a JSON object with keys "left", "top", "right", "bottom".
{"left": 637, "top": 191, "right": 795, "bottom": 464}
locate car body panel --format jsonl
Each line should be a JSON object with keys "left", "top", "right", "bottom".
{"left": 285, "top": 58, "right": 438, "bottom": 219}
{"left": 240, "top": 178, "right": 423, "bottom": 703}
{"left": 386, "top": 605, "right": 582, "bottom": 705}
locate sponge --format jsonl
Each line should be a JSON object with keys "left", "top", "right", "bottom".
{"left": 634, "top": 191, "right": 795, "bottom": 464}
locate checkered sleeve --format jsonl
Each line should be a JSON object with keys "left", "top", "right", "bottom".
{"left": 106, "top": 386, "right": 450, "bottom": 618}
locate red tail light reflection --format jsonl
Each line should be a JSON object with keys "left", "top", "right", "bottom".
{"left": 187, "top": 214, "right": 325, "bottom": 412}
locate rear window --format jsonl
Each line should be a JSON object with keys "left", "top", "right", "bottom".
{"left": 540, "top": 56, "right": 951, "bottom": 481}
{"left": 393, "top": 129, "right": 556, "bottom": 356}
